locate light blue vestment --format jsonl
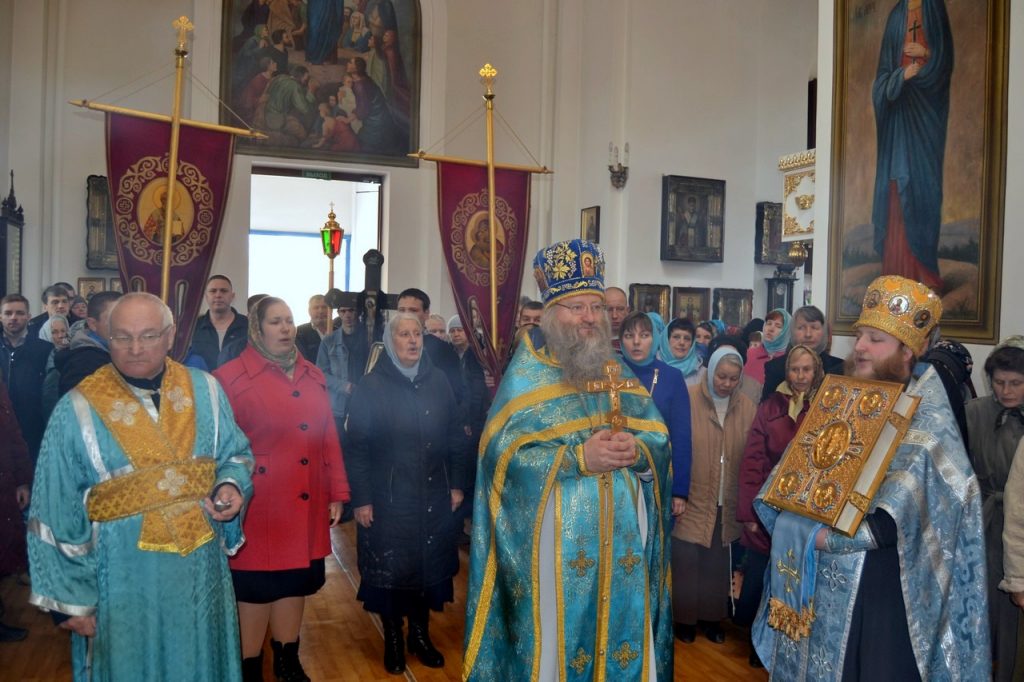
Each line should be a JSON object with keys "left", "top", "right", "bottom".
{"left": 463, "top": 331, "right": 674, "bottom": 681}
{"left": 28, "top": 366, "right": 254, "bottom": 682}
{"left": 753, "top": 364, "right": 990, "bottom": 680}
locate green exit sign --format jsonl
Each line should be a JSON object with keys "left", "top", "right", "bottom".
{"left": 302, "top": 170, "right": 332, "bottom": 181}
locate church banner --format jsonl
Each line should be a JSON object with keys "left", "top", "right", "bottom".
{"left": 436, "top": 160, "right": 531, "bottom": 385}
{"left": 106, "top": 112, "right": 235, "bottom": 359}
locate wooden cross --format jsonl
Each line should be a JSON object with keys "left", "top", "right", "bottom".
{"left": 776, "top": 548, "right": 801, "bottom": 594}
{"left": 585, "top": 360, "right": 639, "bottom": 433}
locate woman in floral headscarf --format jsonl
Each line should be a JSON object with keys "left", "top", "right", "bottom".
{"left": 735, "top": 344, "right": 824, "bottom": 667}
{"left": 215, "top": 296, "right": 350, "bottom": 682}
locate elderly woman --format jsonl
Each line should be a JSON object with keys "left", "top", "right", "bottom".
{"left": 966, "top": 336, "right": 1024, "bottom": 681}
{"left": 735, "top": 345, "right": 824, "bottom": 666}
{"left": 215, "top": 296, "right": 350, "bottom": 682}
{"left": 673, "top": 346, "right": 756, "bottom": 644}
{"left": 620, "top": 311, "right": 692, "bottom": 514}
{"left": 661, "top": 317, "right": 703, "bottom": 386}
{"left": 39, "top": 315, "right": 71, "bottom": 417}
{"left": 743, "top": 308, "right": 791, "bottom": 385}
{"left": 345, "top": 313, "right": 467, "bottom": 675}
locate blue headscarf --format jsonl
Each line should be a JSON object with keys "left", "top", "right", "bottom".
{"left": 383, "top": 313, "right": 422, "bottom": 381}
{"left": 762, "top": 308, "right": 793, "bottom": 355}
{"left": 660, "top": 320, "right": 701, "bottom": 378}
{"left": 621, "top": 312, "right": 663, "bottom": 368}
{"left": 706, "top": 346, "right": 744, "bottom": 399}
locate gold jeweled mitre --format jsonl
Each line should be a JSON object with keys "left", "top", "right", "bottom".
{"left": 763, "top": 374, "right": 920, "bottom": 536}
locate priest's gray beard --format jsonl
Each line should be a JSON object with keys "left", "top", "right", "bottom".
{"left": 541, "top": 306, "right": 613, "bottom": 389}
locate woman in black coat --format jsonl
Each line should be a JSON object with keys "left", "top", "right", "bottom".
{"left": 346, "top": 312, "right": 467, "bottom": 675}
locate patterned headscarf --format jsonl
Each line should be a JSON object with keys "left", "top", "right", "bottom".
{"left": 248, "top": 296, "right": 298, "bottom": 375}
{"left": 775, "top": 345, "right": 825, "bottom": 421}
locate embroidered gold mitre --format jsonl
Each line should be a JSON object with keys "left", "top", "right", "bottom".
{"left": 79, "top": 362, "right": 214, "bottom": 556}
{"left": 763, "top": 374, "right": 920, "bottom": 536}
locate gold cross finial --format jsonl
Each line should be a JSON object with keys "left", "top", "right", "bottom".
{"left": 479, "top": 63, "right": 497, "bottom": 96}
{"left": 585, "top": 361, "right": 639, "bottom": 432}
{"left": 173, "top": 16, "right": 194, "bottom": 51}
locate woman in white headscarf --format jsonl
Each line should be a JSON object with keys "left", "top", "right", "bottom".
{"left": 672, "top": 346, "right": 756, "bottom": 645}
{"left": 345, "top": 313, "right": 468, "bottom": 675}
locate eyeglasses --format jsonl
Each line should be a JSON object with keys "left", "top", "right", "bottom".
{"left": 555, "top": 302, "right": 607, "bottom": 316}
{"left": 109, "top": 325, "right": 172, "bottom": 349}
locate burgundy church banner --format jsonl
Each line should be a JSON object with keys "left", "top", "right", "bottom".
{"left": 436, "top": 160, "right": 531, "bottom": 385}
{"left": 106, "top": 112, "right": 235, "bottom": 359}
{"left": 828, "top": 0, "right": 1008, "bottom": 343}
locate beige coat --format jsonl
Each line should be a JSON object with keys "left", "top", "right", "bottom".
{"left": 1000, "top": 437, "right": 1024, "bottom": 593}
{"left": 672, "top": 381, "right": 756, "bottom": 548}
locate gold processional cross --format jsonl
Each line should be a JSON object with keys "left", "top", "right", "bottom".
{"left": 585, "top": 360, "right": 639, "bottom": 433}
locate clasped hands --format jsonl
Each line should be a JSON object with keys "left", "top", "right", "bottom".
{"left": 582, "top": 429, "right": 638, "bottom": 474}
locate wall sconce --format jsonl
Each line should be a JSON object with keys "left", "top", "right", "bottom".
{"left": 608, "top": 142, "right": 629, "bottom": 189}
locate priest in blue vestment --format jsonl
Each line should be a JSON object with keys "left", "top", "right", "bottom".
{"left": 753, "top": 276, "right": 989, "bottom": 680}
{"left": 871, "top": 0, "right": 953, "bottom": 292}
{"left": 463, "top": 239, "right": 674, "bottom": 681}
{"left": 27, "top": 293, "right": 254, "bottom": 681}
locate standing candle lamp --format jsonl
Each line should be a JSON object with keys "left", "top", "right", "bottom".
{"left": 320, "top": 203, "right": 344, "bottom": 334}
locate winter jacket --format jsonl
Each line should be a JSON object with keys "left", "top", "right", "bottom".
{"left": 215, "top": 346, "right": 350, "bottom": 571}
{"left": 672, "top": 381, "right": 755, "bottom": 548}
{"left": 345, "top": 351, "right": 468, "bottom": 590}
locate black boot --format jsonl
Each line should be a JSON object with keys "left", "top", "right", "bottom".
{"left": 407, "top": 612, "right": 444, "bottom": 668}
{"left": 241, "top": 650, "right": 264, "bottom": 682}
{"left": 271, "top": 639, "right": 310, "bottom": 682}
{"left": 382, "top": 617, "right": 406, "bottom": 674}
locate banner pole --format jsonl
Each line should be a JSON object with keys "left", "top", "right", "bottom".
{"left": 480, "top": 64, "right": 498, "bottom": 350}
{"left": 160, "top": 16, "right": 193, "bottom": 303}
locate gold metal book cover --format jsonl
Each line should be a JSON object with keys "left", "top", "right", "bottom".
{"left": 763, "top": 375, "right": 920, "bottom": 536}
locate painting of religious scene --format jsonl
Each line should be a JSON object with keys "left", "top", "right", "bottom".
{"left": 220, "top": 0, "right": 420, "bottom": 167}
{"left": 828, "top": 0, "right": 1008, "bottom": 342}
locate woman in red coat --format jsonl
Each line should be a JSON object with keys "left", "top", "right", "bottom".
{"left": 734, "top": 344, "right": 823, "bottom": 667}
{"left": 215, "top": 296, "right": 350, "bottom": 682}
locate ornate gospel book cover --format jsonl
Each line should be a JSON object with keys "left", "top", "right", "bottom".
{"left": 763, "top": 375, "right": 920, "bottom": 536}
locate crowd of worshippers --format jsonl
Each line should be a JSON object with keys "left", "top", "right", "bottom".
{"left": 0, "top": 242, "right": 1022, "bottom": 680}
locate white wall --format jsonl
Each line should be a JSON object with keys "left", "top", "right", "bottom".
{"left": 2, "top": 0, "right": 1019, "bottom": 388}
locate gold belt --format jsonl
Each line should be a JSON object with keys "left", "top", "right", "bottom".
{"left": 87, "top": 458, "right": 217, "bottom": 556}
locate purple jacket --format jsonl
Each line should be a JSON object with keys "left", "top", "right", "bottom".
{"left": 737, "top": 391, "right": 808, "bottom": 553}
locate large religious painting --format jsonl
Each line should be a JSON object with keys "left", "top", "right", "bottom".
{"left": 220, "top": 0, "right": 421, "bottom": 167}
{"left": 828, "top": 0, "right": 1008, "bottom": 343}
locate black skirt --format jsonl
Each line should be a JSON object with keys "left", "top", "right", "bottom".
{"left": 231, "top": 559, "right": 326, "bottom": 604}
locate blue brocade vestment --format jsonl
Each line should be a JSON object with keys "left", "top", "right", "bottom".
{"left": 753, "top": 365, "right": 990, "bottom": 681}
{"left": 463, "top": 332, "right": 674, "bottom": 681}
{"left": 27, "top": 365, "right": 254, "bottom": 681}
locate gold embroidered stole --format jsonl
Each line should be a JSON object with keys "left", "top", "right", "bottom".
{"left": 80, "top": 361, "right": 215, "bottom": 556}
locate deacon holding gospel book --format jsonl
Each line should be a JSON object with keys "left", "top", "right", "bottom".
{"left": 752, "top": 275, "right": 989, "bottom": 681}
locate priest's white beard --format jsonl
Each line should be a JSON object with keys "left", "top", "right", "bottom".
{"left": 541, "top": 306, "right": 613, "bottom": 389}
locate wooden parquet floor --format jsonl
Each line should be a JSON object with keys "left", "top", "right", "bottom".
{"left": 0, "top": 523, "right": 768, "bottom": 681}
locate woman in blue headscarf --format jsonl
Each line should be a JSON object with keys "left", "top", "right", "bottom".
{"left": 660, "top": 317, "right": 703, "bottom": 386}
{"left": 619, "top": 312, "right": 692, "bottom": 517}
{"left": 743, "top": 308, "right": 791, "bottom": 385}
{"left": 671, "top": 346, "right": 756, "bottom": 644}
